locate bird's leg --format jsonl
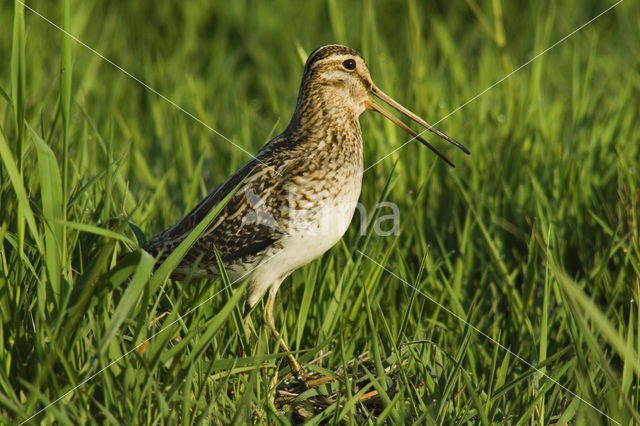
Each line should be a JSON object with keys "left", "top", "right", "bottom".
{"left": 263, "top": 288, "right": 307, "bottom": 381}
{"left": 237, "top": 302, "right": 253, "bottom": 358}
{"left": 243, "top": 302, "right": 252, "bottom": 341}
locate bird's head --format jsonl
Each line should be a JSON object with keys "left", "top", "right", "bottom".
{"left": 302, "top": 45, "right": 373, "bottom": 116}
{"left": 300, "top": 44, "right": 469, "bottom": 166}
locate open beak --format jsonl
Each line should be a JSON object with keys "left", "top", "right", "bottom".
{"left": 366, "top": 85, "right": 470, "bottom": 167}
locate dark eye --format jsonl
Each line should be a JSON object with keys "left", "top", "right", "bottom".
{"left": 342, "top": 59, "right": 356, "bottom": 71}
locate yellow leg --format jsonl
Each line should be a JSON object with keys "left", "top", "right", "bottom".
{"left": 262, "top": 288, "right": 307, "bottom": 381}
{"left": 242, "top": 302, "right": 252, "bottom": 340}
{"left": 237, "top": 303, "right": 253, "bottom": 359}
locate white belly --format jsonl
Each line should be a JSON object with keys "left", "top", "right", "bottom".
{"left": 246, "top": 174, "right": 362, "bottom": 306}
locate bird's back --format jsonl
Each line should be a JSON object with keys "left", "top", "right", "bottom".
{"left": 142, "top": 122, "right": 362, "bottom": 281}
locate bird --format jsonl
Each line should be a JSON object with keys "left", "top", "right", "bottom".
{"left": 142, "top": 44, "right": 469, "bottom": 381}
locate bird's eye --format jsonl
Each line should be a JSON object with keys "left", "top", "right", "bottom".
{"left": 342, "top": 59, "right": 356, "bottom": 71}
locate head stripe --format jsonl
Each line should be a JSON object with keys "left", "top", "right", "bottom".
{"left": 304, "top": 45, "right": 362, "bottom": 74}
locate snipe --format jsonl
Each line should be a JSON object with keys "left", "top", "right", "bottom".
{"left": 143, "top": 44, "right": 469, "bottom": 380}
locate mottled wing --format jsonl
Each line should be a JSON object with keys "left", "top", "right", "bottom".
{"left": 142, "top": 140, "right": 292, "bottom": 275}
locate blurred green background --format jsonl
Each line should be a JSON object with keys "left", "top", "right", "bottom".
{"left": 0, "top": 0, "right": 639, "bottom": 424}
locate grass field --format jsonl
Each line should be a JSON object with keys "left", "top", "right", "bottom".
{"left": 1, "top": 0, "right": 639, "bottom": 424}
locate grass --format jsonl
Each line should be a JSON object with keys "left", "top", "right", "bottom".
{"left": 0, "top": 0, "right": 639, "bottom": 423}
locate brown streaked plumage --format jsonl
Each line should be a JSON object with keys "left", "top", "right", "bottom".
{"left": 143, "top": 44, "right": 469, "bottom": 380}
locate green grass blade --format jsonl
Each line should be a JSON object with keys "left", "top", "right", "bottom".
{"left": 31, "top": 125, "right": 65, "bottom": 304}
{"left": 10, "top": 1, "right": 26, "bottom": 257}
{"left": 49, "top": 218, "right": 134, "bottom": 245}
{"left": 99, "top": 250, "right": 154, "bottom": 353}
{"left": 552, "top": 260, "right": 640, "bottom": 378}
{"left": 60, "top": 0, "right": 73, "bottom": 273}
{"left": 0, "top": 130, "right": 44, "bottom": 253}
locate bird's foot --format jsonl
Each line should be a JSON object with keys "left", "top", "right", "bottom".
{"left": 287, "top": 361, "right": 336, "bottom": 388}
{"left": 287, "top": 357, "right": 310, "bottom": 383}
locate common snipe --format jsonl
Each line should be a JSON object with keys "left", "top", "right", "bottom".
{"left": 143, "top": 45, "right": 469, "bottom": 380}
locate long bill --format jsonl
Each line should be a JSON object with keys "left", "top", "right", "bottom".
{"left": 366, "top": 85, "right": 470, "bottom": 168}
